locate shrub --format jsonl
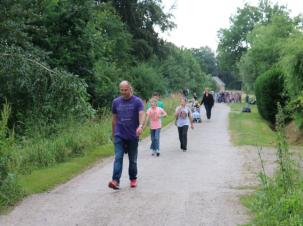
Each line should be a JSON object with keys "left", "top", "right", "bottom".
{"left": 280, "top": 33, "right": 303, "bottom": 128}
{"left": 255, "top": 68, "right": 287, "bottom": 125}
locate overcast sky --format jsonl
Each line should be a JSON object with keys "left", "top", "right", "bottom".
{"left": 161, "top": 0, "right": 303, "bottom": 52}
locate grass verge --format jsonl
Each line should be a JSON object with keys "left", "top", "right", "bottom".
{"left": 18, "top": 144, "right": 113, "bottom": 195}
{"left": 228, "top": 103, "right": 276, "bottom": 146}
{"left": 240, "top": 108, "right": 303, "bottom": 225}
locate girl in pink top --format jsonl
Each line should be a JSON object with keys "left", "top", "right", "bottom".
{"left": 145, "top": 98, "right": 167, "bottom": 156}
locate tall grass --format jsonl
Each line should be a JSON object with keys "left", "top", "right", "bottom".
{"left": 0, "top": 108, "right": 112, "bottom": 210}
{"left": 243, "top": 105, "right": 303, "bottom": 225}
{"left": 0, "top": 103, "right": 23, "bottom": 210}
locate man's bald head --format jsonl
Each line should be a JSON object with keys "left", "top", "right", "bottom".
{"left": 119, "top": 80, "right": 130, "bottom": 87}
{"left": 119, "top": 80, "right": 133, "bottom": 99}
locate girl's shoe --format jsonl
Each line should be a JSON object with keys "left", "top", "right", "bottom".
{"left": 130, "top": 179, "right": 137, "bottom": 188}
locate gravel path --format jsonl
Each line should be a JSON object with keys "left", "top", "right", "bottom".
{"left": 0, "top": 104, "right": 272, "bottom": 226}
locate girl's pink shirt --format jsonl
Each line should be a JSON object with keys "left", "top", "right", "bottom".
{"left": 146, "top": 107, "right": 165, "bottom": 129}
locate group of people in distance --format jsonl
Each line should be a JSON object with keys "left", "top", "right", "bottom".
{"left": 108, "top": 80, "right": 214, "bottom": 190}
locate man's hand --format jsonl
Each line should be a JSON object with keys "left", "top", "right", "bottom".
{"left": 136, "top": 126, "right": 143, "bottom": 136}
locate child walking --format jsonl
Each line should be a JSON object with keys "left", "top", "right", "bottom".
{"left": 175, "top": 97, "right": 194, "bottom": 152}
{"left": 145, "top": 98, "right": 167, "bottom": 156}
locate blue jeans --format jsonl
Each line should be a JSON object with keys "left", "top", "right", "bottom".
{"left": 112, "top": 136, "right": 138, "bottom": 183}
{"left": 150, "top": 128, "right": 161, "bottom": 152}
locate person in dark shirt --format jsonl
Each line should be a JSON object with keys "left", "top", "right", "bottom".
{"left": 200, "top": 88, "right": 214, "bottom": 120}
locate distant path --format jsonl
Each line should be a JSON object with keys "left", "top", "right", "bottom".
{"left": 1, "top": 104, "right": 270, "bottom": 226}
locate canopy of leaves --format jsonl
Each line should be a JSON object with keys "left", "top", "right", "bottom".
{"left": 239, "top": 13, "right": 295, "bottom": 91}
{"left": 216, "top": 0, "right": 291, "bottom": 89}
{"left": 191, "top": 47, "right": 218, "bottom": 77}
{"left": 101, "top": 0, "right": 175, "bottom": 60}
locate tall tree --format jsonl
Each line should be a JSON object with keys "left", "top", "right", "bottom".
{"left": 216, "top": 0, "right": 291, "bottom": 89}
{"left": 191, "top": 46, "right": 218, "bottom": 76}
{"left": 217, "top": 4, "right": 261, "bottom": 74}
{"left": 101, "top": 0, "right": 175, "bottom": 60}
{"left": 238, "top": 13, "right": 295, "bottom": 90}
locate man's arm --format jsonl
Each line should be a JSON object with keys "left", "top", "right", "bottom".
{"left": 112, "top": 114, "right": 117, "bottom": 138}
{"left": 136, "top": 110, "right": 145, "bottom": 136}
{"left": 139, "top": 110, "right": 145, "bottom": 127}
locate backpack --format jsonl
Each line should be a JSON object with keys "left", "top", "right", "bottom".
{"left": 242, "top": 107, "right": 251, "bottom": 113}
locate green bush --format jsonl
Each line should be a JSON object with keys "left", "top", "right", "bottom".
{"left": 281, "top": 33, "right": 303, "bottom": 128}
{"left": 255, "top": 68, "right": 286, "bottom": 125}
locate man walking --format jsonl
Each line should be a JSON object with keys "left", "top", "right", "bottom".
{"left": 108, "top": 81, "right": 145, "bottom": 189}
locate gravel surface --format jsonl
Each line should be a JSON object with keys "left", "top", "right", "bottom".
{"left": 0, "top": 104, "right": 276, "bottom": 226}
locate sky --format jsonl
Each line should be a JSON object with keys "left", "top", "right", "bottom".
{"left": 160, "top": 0, "right": 303, "bottom": 52}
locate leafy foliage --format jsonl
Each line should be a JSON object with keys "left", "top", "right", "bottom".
{"left": 239, "top": 13, "right": 295, "bottom": 91}
{"left": 217, "top": 4, "right": 262, "bottom": 87}
{"left": 191, "top": 47, "right": 218, "bottom": 77}
{"left": 217, "top": 1, "right": 293, "bottom": 90}
{"left": 255, "top": 68, "right": 286, "bottom": 125}
{"left": 132, "top": 63, "right": 165, "bottom": 101}
{"left": 103, "top": 0, "right": 175, "bottom": 60}
{"left": 244, "top": 106, "right": 303, "bottom": 226}
{"left": 0, "top": 104, "right": 23, "bottom": 209}
{"left": 158, "top": 46, "right": 216, "bottom": 95}
{"left": 0, "top": 45, "right": 93, "bottom": 133}
{"left": 280, "top": 32, "right": 303, "bottom": 128}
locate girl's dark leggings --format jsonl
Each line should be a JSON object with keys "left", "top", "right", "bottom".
{"left": 178, "top": 125, "right": 188, "bottom": 150}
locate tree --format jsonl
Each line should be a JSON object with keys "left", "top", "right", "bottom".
{"left": 238, "top": 13, "right": 295, "bottom": 90}
{"left": 0, "top": 45, "right": 93, "bottom": 132}
{"left": 39, "top": 0, "right": 96, "bottom": 78}
{"left": 158, "top": 44, "right": 215, "bottom": 95}
{"left": 191, "top": 47, "right": 218, "bottom": 77}
{"left": 217, "top": 4, "right": 261, "bottom": 74}
{"left": 101, "top": 0, "right": 175, "bottom": 60}
{"left": 216, "top": 0, "right": 290, "bottom": 89}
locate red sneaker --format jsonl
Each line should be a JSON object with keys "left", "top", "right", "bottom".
{"left": 130, "top": 179, "right": 137, "bottom": 188}
{"left": 108, "top": 180, "right": 119, "bottom": 190}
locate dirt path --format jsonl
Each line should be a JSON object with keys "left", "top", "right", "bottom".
{"left": 0, "top": 104, "right": 275, "bottom": 226}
